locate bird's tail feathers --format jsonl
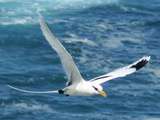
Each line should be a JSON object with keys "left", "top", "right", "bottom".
{"left": 7, "top": 85, "right": 58, "bottom": 94}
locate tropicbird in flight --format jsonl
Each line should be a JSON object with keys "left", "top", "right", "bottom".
{"left": 8, "top": 16, "right": 150, "bottom": 97}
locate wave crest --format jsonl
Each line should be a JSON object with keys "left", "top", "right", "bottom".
{"left": 3, "top": 102, "right": 54, "bottom": 113}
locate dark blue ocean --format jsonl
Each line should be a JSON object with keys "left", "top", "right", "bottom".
{"left": 0, "top": 0, "right": 160, "bottom": 120}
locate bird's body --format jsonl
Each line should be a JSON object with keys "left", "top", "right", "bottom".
{"left": 62, "top": 81, "right": 102, "bottom": 96}
{"left": 64, "top": 82, "right": 92, "bottom": 96}
{"left": 8, "top": 15, "right": 151, "bottom": 97}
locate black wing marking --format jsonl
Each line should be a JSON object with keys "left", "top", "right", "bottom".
{"left": 131, "top": 59, "right": 149, "bottom": 70}
{"left": 90, "top": 56, "right": 150, "bottom": 85}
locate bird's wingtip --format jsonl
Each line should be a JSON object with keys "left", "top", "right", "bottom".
{"left": 130, "top": 55, "right": 151, "bottom": 70}
{"left": 143, "top": 56, "right": 151, "bottom": 61}
{"left": 37, "top": 12, "right": 45, "bottom": 25}
{"left": 38, "top": 13, "right": 43, "bottom": 19}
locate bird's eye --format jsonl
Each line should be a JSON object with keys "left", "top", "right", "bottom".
{"left": 92, "top": 86, "right": 98, "bottom": 91}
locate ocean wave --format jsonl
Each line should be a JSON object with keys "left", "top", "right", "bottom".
{"left": 63, "top": 33, "right": 97, "bottom": 47}
{"left": 2, "top": 102, "right": 54, "bottom": 113}
{"left": 144, "top": 118, "right": 160, "bottom": 120}
{"left": 0, "top": 0, "right": 157, "bottom": 26}
{"left": 0, "top": 0, "right": 119, "bottom": 25}
{"left": 118, "top": 4, "right": 156, "bottom": 15}
{"left": 50, "top": 0, "right": 119, "bottom": 10}
{"left": 147, "top": 67, "right": 160, "bottom": 78}
{"left": 0, "top": 0, "right": 119, "bottom": 15}
{"left": 103, "top": 32, "right": 144, "bottom": 49}
{"left": 0, "top": 0, "right": 15, "bottom": 3}
{"left": 0, "top": 17, "right": 35, "bottom": 25}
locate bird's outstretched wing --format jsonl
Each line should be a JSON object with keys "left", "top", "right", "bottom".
{"left": 39, "top": 15, "right": 84, "bottom": 86}
{"left": 7, "top": 85, "right": 58, "bottom": 94}
{"left": 90, "top": 56, "right": 150, "bottom": 85}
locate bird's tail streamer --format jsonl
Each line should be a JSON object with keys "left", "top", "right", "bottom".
{"left": 7, "top": 85, "right": 58, "bottom": 94}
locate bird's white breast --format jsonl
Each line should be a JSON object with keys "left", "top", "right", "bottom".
{"left": 65, "top": 81, "right": 96, "bottom": 96}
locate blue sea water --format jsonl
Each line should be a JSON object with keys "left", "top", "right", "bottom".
{"left": 0, "top": 0, "right": 160, "bottom": 120}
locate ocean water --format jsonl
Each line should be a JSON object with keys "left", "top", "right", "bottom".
{"left": 0, "top": 0, "right": 160, "bottom": 120}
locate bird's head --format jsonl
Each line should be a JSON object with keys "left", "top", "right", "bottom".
{"left": 92, "top": 84, "right": 107, "bottom": 97}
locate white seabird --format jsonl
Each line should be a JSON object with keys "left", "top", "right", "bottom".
{"left": 8, "top": 16, "right": 151, "bottom": 97}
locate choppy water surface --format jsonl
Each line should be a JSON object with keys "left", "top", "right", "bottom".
{"left": 0, "top": 0, "right": 160, "bottom": 120}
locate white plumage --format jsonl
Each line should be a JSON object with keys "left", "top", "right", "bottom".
{"left": 8, "top": 15, "right": 150, "bottom": 97}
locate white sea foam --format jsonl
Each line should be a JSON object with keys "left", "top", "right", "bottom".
{"left": 15, "top": 103, "right": 52, "bottom": 112}
{"left": 144, "top": 118, "right": 160, "bottom": 120}
{"left": 78, "top": 48, "right": 110, "bottom": 75}
{"left": 147, "top": 67, "right": 160, "bottom": 78}
{"left": 119, "top": 4, "right": 155, "bottom": 15}
{"left": 0, "top": 0, "right": 15, "bottom": 2}
{"left": 51, "top": 0, "right": 119, "bottom": 10}
{"left": 63, "top": 33, "right": 97, "bottom": 47}
{"left": 103, "top": 30, "right": 144, "bottom": 48}
{"left": 0, "top": 17, "right": 34, "bottom": 25}
{"left": 104, "top": 37, "right": 122, "bottom": 48}
{"left": 96, "top": 23, "right": 114, "bottom": 31}
{"left": 0, "top": 0, "right": 119, "bottom": 25}
{"left": 4, "top": 102, "right": 53, "bottom": 113}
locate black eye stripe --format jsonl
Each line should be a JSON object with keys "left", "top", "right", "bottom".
{"left": 92, "top": 86, "right": 98, "bottom": 91}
